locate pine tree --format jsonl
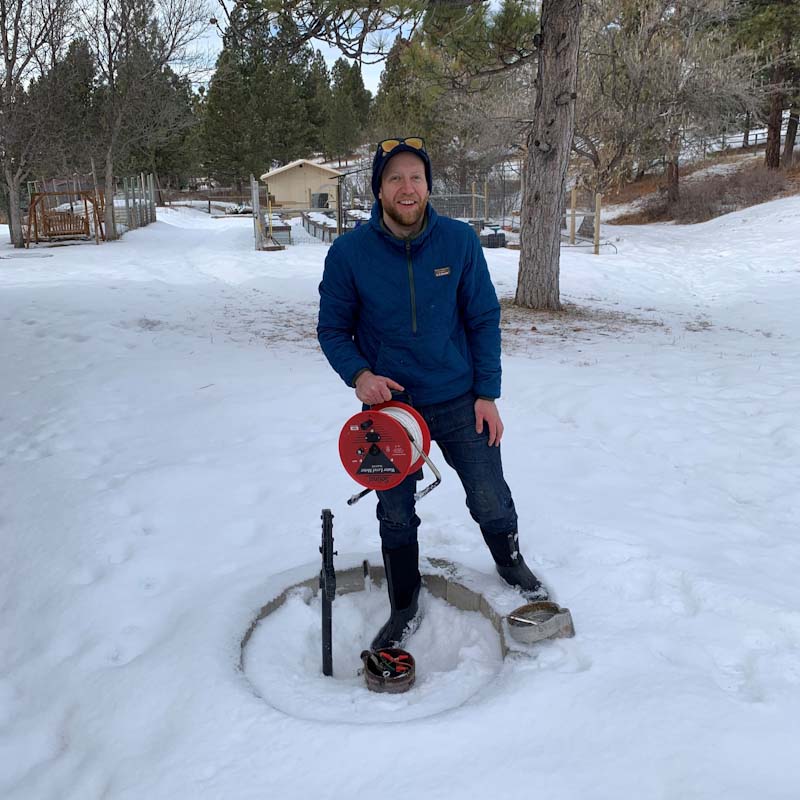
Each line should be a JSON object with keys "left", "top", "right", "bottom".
{"left": 345, "top": 62, "right": 372, "bottom": 124}
{"left": 300, "top": 51, "right": 331, "bottom": 154}
{"left": 202, "top": 45, "right": 254, "bottom": 189}
{"left": 27, "top": 39, "right": 99, "bottom": 177}
{"left": 372, "top": 37, "right": 442, "bottom": 144}
{"left": 325, "top": 58, "right": 366, "bottom": 164}
{"left": 734, "top": 0, "right": 800, "bottom": 169}
{"left": 202, "top": 13, "right": 327, "bottom": 186}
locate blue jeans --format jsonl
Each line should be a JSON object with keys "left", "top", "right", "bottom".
{"left": 376, "top": 392, "right": 518, "bottom": 550}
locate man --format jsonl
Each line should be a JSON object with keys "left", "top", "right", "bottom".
{"left": 317, "top": 137, "right": 547, "bottom": 650}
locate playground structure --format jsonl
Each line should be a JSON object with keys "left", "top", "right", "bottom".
{"left": 23, "top": 174, "right": 158, "bottom": 246}
{"left": 26, "top": 190, "right": 104, "bottom": 244}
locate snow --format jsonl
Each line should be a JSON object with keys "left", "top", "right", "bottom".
{"left": 2, "top": 200, "right": 800, "bottom": 799}
{"left": 245, "top": 571, "right": 504, "bottom": 724}
{"left": 307, "top": 210, "right": 337, "bottom": 226}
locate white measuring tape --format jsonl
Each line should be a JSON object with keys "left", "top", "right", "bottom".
{"left": 378, "top": 405, "right": 426, "bottom": 461}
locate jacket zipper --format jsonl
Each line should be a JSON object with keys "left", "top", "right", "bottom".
{"left": 406, "top": 239, "right": 417, "bottom": 334}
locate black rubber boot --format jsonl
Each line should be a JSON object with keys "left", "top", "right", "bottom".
{"left": 371, "top": 541, "right": 422, "bottom": 650}
{"left": 482, "top": 531, "right": 549, "bottom": 600}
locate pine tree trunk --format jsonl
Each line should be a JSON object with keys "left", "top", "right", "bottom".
{"left": 764, "top": 91, "right": 784, "bottom": 170}
{"left": 516, "top": 0, "right": 582, "bottom": 311}
{"left": 782, "top": 108, "right": 798, "bottom": 168}
{"left": 3, "top": 166, "right": 25, "bottom": 248}
{"left": 742, "top": 111, "right": 750, "bottom": 148}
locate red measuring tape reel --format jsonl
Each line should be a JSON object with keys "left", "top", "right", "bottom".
{"left": 338, "top": 401, "right": 440, "bottom": 504}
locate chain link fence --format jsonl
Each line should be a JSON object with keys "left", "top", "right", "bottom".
{"left": 337, "top": 161, "right": 525, "bottom": 229}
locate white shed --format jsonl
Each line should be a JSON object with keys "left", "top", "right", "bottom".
{"left": 260, "top": 160, "right": 343, "bottom": 209}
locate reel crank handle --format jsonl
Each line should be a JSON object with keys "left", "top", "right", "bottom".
{"left": 413, "top": 449, "right": 441, "bottom": 501}
{"left": 347, "top": 452, "right": 440, "bottom": 504}
{"left": 347, "top": 486, "right": 373, "bottom": 506}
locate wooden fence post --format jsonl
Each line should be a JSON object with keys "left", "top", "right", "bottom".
{"left": 123, "top": 178, "right": 131, "bottom": 230}
{"left": 131, "top": 178, "right": 139, "bottom": 228}
{"left": 90, "top": 157, "right": 101, "bottom": 244}
{"left": 594, "top": 193, "right": 602, "bottom": 255}
{"left": 250, "top": 174, "right": 260, "bottom": 250}
{"left": 149, "top": 174, "right": 156, "bottom": 220}
{"left": 82, "top": 194, "right": 90, "bottom": 239}
{"left": 140, "top": 174, "right": 148, "bottom": 225}
{"left": 134, "top": 175, "right": 141, "bottom": 226}
{"left": 570, "top": 187, "right": 577, "bottom": 245}
{"left": 335, "top": 178, "right": 342, "bottom": 236}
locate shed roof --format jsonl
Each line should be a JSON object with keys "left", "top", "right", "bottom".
{"left": 260, "top": 159, "right": 343, "bottom": 182}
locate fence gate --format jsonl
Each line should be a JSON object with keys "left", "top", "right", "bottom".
{"left": 251, "top": 175, "right": 264, "bottom": 250}
{"left": 251, "top": 175, "right": 285, "bottom": 251}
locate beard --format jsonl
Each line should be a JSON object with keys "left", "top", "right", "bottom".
{"left": 383, "top": 197, "right": 427, "bottom": 231}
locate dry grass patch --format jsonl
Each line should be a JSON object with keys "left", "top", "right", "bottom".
{"left": 783, "top": 161, "right": 800, "bottom": 192}
{"left": 602, "top": 173, "right": 665, "bottom": 208}
{"left": 609, "top": 163, "right": 790, "bottom": 226}
{"left": 607, "top": 202, "right": 671, "bottom": 225}
{"left": 602, "top": 152, "right": 750, "bottom": 211}
{"left": 671, "top": 165, "right": 788, "bottom": 223}
{"left": 219, "top": 300, "right": 321, "bottom": 348}
{"left": 500, "top": 298, "right": 665, "bottom": 353}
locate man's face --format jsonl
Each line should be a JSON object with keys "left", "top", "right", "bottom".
{"left": 379, "top": 151, "right": 429, "bottom": 234}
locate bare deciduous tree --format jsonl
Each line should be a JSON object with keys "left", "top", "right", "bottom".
{"left": 573, "top": 0, "right": 674, "bottom": 194}
{"left": 655, "top": 1, "right": 757, "bottom": 202}
{"left": 81, "top": 0, "right": 208, "bottom": 239}
{"left": 0, "top": 0, "right": 70, "bottom": 246}
{"left": 574, "top": 0, "right": 757, "bottom": 199}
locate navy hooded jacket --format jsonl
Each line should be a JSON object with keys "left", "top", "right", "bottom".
{"left": 317, "top": 202, "right": 502, "bottom": 407}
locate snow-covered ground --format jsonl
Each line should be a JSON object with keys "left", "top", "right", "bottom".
{"left": 2, "top": 201, "right": 799, "bottom": 799}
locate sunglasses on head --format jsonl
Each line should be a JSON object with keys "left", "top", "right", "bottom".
{"left": 378, "top": 137, "right": 426, "bottom": 156}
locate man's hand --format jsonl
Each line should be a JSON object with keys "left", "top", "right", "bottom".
{"left": 355, "top": 371, "right": 405, "bottom": 405}
{"left": 475, "top": 398, "right": 504, "bottom": 446}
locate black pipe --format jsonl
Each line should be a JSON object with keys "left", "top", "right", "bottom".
{"left": 320, "top": 509, "right": 336, "bottom": 676}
